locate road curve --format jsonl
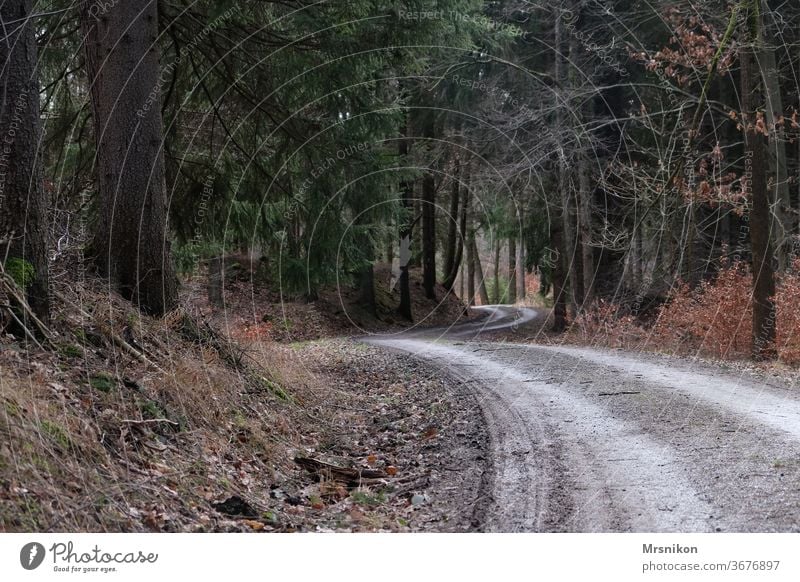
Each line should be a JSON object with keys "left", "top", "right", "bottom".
{"left": 365, "top": 306, "right": 800, "bottom": 532}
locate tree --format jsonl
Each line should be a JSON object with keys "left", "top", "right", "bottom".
{"left": 81, "top": 0, "right": 178, "bottom": 315}
{"left": 443, "top": 159, "right": 470, "bottom": 292}
{"left": 397, "top": 118, "right": 414, "bottom": 321}
{"left": 0, "top": 0, "right": 50, "bottom": 322}
{"left": 420, "top": 109, "right": 437, "bottom": 300}
{"left": 741, "top": 0, "right": 777, "bottom": 359}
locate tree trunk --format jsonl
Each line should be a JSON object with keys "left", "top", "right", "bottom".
{"left": 579, "top": 154, "right": 594, "bottom": 305}
{"left": 556, "top": 10, "right": 578, "bottom": 315}
{"left": 467, "top": 225, "right": 476, "bottom": 306}
{"left": 443, "top": 157, "right": 460, "bottom": 283}
{"left": 493, "top": 238, "right": 501, "bottom": 303}
{"left": 358, "top": 258, "right": 376, "bottom": 317}
{"left": 742, "top": 0, "right": 776, "bottom": 359}
{"left": 397, "top": 118, "right": 413, "bottom": 321}
{"left": 444, "top": 162, "right": 469, "bottom": 291}
{"left": 507, "top": 237, "right": 517, "bottom": 303}
{"left": 759, "top": 8, "right": 791, "bottom": 269}
{"left": 82, "top": 0, "right": 178, "bottom": 315}
{"left": 566, "top": 28, "right": 584, "bottom": 310}
{"left": 516, "top": 233, "right": 526, "bottom": 301}
{"left": 551, "top": 220, "right": 568, "bottom": 333}
{"left": 411, "top": 196, "right": 421, "bottom": 268}
{"left": 0, "top": 0, "right": 50, "bottom": 323}
{"left": 472, "top": 236, "right": 490, "bottom": 305}
{"left": 459, "top": 258, "right": 465, "bottom": 300}
{"left": 421, "top": 110, "right": 436, "bottom": 300}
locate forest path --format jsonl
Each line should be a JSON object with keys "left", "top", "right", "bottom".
{"left": 365, "top": 307, "right": 800, "bottom": 532}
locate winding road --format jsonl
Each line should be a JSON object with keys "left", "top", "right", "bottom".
{"left": 366, "top": 306, "right": 800, "bottom": 532}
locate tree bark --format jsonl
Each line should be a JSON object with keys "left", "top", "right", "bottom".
{"left": 443, "top": 162, "right": 469, "bottom": 291}
{"left": 421, "top": 112, "right": 436, "bottom": 300}
{"left": 443, "top": 157, "right": 460, "bottom": 284}
{"left": 507, "top": 236, "right": 517, "bottom": 303}
{"left": 742, "top": 0, "right": 776, "bottom": 359}
{"left": 493, "top": 237, "right": 501, "bottom": 303}
{"left": 82, "top": 0, "right": 178, "bottom": 315}
{"left": 551, "top": 220, "right": 568, "bottom": 332}
{"left": 0, "top": 0, "right": 50, "bottom": 323}
{"left": 357, "top": 256, "right": 376, "bottom": 317}
{"left": 467, "top": 219, "right": 476, "bottom": 306}
{"left": 556, "top": 9, "right": 578, "bottom": 315}
{"left": 397, "top": 117, "right": 413, "bottom": 321}
{"left": 516, "top": 231, "right": 526, "bottom": 302}
{"left": 759, "top": 7, "right": 791, "bottom": 268}
{"left": 471, "top": 236, "right": 489, "bottom": 305}
{"left": 579, "top": 154, "right": 594, "bottom": 305}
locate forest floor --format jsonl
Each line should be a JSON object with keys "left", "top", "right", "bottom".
{"left": 0, "top": 266, "right": 485, "bottom": 532}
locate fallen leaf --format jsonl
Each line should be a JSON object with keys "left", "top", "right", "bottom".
{"left": 243, "top": 519, "right": 265, "bottom": 531}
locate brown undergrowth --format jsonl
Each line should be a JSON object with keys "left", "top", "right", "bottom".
{"left": 568, "top": 260, "right": 800, "bottom": 365}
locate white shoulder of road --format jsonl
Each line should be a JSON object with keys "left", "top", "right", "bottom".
{"left": 533, "top": 344, "right": 800, "bottom": 441}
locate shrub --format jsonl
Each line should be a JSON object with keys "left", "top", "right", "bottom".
{"left": 654, "top": 262, "right": 753, "bottom": 359}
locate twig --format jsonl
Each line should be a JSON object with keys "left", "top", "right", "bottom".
{"left": 120, "top": 418, "right": 179, "bottom": 426}
{"left": 53, "top": 290, "right": 164, "bottom": 372}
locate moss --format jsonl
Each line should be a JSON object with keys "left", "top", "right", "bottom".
{"left": 350, "top": 491, "right": 386, "bottom": 506}
{"left": 58, "top": 343, "right": 83, "bottom": 358}
{"left": 89, "top": 373, "right": 115, "bottom": 393}
{"left": 138, "top": 399, "right": 166, "bottom": 420}
{"left": 4, "top": 257, "right": 35, "bottom": 289}
{"left": 40, "top": 420, "right": 72, "bottom": 451}
{"left": 3, "top": 399, "right": 21, "bottom": 418}
{"left": 262, "top": 377, "right": 291, "bottom": 401}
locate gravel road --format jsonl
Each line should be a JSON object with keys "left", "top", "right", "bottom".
{"left": 365, "top": 307, "right": 800, "bottom": 532}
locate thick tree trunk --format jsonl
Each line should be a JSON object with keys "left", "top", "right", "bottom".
{"left": 742, "top": 0, "right": 776, "bottom": 359}
{"left": 507, "top": 237, "right": 517, "bottom": 303}
{"left": 0, "top": 0, "right": 50, "bottom": 323}
{"left": 82, "top": 0, "right": 178, "bottom": 315}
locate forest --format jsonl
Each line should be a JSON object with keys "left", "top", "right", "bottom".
{"left": 3, "top": 0, "right": 800, "bottom": 537}
{"left": 3, "top": 0, "right": 800, "bottom": 359}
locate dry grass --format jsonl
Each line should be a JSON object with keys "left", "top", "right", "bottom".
{"left": 0, "top": 274, "right": 337, "bottom": 532}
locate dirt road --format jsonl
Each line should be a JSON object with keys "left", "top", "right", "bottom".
{"left": 366, "top": 307, "right": 800, "bottom": 532}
